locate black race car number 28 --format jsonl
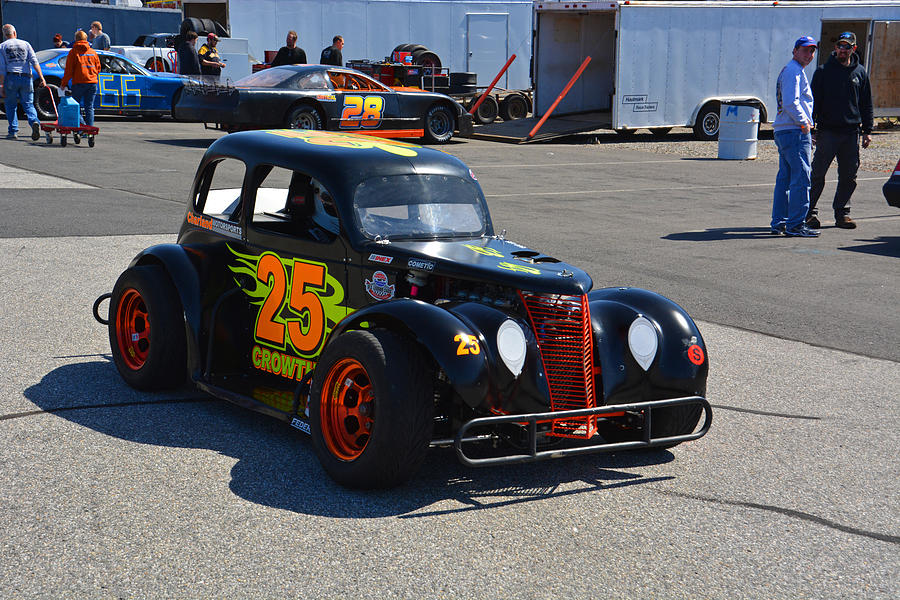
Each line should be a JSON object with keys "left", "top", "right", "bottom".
{"left": 340, "top": 95, "right": 383, "bottom": 129}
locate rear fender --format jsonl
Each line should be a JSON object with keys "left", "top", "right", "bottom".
{"left": 327, "top": 299, "right": 489, "bottom": 408}
{"left": 588, "top": 287, "right": 708, "bottom": 404}
{"left": 128, "top": 244, "right": 204, "bottom": 377}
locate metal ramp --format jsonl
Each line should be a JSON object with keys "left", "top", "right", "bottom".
{"left": 471, "top": 111, "right": 612, "bottom": 144}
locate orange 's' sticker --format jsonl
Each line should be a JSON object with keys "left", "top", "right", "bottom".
{"left": 687, "top": 344, "right": 705, "bottom": 365}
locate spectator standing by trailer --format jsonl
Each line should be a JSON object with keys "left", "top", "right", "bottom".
{"left": 806, "top": 31, "right": 874, "bottom": 230}
{"left": 198, "top": 33, "right": 226, "bottom": 83}
{"left": 178, "top": 31, "right": 201, "bottom": 76}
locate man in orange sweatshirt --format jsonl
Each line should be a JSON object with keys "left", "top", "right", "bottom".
{"left": 60, "top": 30, "right": 100, "bottom": 127}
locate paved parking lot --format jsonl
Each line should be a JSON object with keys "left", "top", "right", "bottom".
{"left": 1, "top": 119, "right": 898, "bottom": 599}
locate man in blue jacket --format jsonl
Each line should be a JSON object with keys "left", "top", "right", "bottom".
{"left": 806, "top": 32, "right": 873, "bottom": 230}
{"left": 771, "top": 36, "right": 818, "bottom": 237}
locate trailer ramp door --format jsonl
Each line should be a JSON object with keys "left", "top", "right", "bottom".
{"left": 534, "top": 10, "right": 615, "bottom": 117}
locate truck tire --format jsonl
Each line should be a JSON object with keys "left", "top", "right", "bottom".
{"left": 109, "top": 265, "right": 187, "bottom": 390}
{"left": 309, "top": 330, "right": 434, "bottom": 489}
{"left": 499, "top": 93, "right": 529, "bottom": 121}
{"left": 693, "top": 101, "right": 721, "bottom": 141}
{"left": 474, "top": 95, "right": 499, "bottom": 125}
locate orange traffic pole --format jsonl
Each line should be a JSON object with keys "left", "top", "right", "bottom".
{"left": 526, "top": 56, "right": 592, "bottom": 140}
{"left": 468, "top": 54, "right": 517, "bottom": 116}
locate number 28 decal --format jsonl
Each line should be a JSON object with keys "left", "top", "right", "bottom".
{"left": 340, "top": 95, "right": 384, "bottom": 129}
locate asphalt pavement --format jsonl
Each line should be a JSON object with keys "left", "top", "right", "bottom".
{"left": 0, "top": 118, "right": 897, "bottom": 599}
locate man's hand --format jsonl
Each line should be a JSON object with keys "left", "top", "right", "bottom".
{"left": 862, "top": 134, "right": 871, "bottom": 149}
{"left": 800, "top": 123, "right": 811, "bottom": 135}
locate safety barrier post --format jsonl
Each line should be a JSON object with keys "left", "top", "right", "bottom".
{"left": 468, "top": 54, "right": 517, "bottom": 116}
{"left": 526, "top": 56, "right": 592, "bottom": 140}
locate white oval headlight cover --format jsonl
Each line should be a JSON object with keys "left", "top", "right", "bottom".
{"left": 628, "top": 316, "right": 658, "bottom": 371}
{"left": 497, "top": 319, "right": 527, "bottom": 377}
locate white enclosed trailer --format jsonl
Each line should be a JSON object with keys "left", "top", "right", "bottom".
{"left": 533, "top": 0, "right": 900, "bottom": 139}
{"left": 226, "top": 0, "right": 534, "bottom": 91}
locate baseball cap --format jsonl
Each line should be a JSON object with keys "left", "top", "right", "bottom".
{"left": 794, "top": 36, "right": 817, "bottom": 49}
{"left": 207, "top": 32, "right": 218, "bottom": 40}
{"left": 837, "top": 31, "right": 856, "bottom": 46}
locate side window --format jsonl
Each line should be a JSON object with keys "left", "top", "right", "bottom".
{"left": 107, "top": 57, "right": 128, "bottom": 74}
{"left": 295, "top": 71, "right": 329, "bottom": 90}
{"left": 98, "top": 56, "right": 111, "bottom": 73}
{"left": 247, "top": 165, "right": 338, "bottom": 242}
{"left": 193, "top": 157, "right": 247, "bottom": 222}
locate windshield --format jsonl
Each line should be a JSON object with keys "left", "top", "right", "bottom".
{"left": 234, "top": 68, "right": 297, "bottom": 88}
{"left": 354, "top": 174, "right": 488, "bottom": 240}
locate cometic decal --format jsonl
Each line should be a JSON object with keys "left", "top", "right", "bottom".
{"left": 265, "top": 129, "right": 420, "bottom": 157}
{"left": 228, "top": 245, "right": 353, "bottom": 378}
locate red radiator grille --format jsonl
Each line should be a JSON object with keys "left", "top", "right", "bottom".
{"left": 519, "top": 292, "right": 596, "bottom": 438}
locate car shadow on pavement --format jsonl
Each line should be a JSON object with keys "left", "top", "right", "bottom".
{"left": 837, "top": 235, "right": 900, "bottom": 258}
{"left": 664, "top": 227, "right": 785, "bottom": 241}
{"left": 23, "top": 360, "right": 677, "bottom": 518}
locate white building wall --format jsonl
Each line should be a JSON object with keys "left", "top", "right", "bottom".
{"left": 228, "top": 0, "right": 533, "bottom": 89}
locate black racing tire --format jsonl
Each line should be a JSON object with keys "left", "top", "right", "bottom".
{"left": 692, "top": 101, "right": 721, "bottom": 141}
{"left": 35, "top": 84, "right": 60, "bottom": 121}
{"left": 596, "top": 403, "right": 703, "bottom": 450}
{"left": 411, "top": 50, "right": 441, "bottom": 70}
{"left": 284, "top": 104, "right": 323, "bottom": 130}
{"left": 499, "top": 93, "right": 529, "bottom": 121}
{"left": 309, "top": 329, "right": 434, "bottom": 489}
{"left": 449, "top": 72, "right": 477, "bottom": 87}
{"left": 423, "top": 103, "right": 454, "bottom": 144}
{"left": 108, "top": 265, "right": 187, "bottom": 390}
{"left": 145, "top": 57, "right": 170, "bottom": 73}
{"left": 649, "top": 127, "right": 672, "bottom": 137}
{"left": 474, "top": 95, "right": 499, "bottom": 125}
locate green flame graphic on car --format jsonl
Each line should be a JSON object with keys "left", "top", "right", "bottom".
{"left": 227, "top": 244, "right": 353, "bottom": 358}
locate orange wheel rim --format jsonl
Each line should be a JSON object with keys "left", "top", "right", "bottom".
{"left": 320, "top": 358, "right": 374, "bottom": 461}
{"left": 116, "top": 288, "right": 150, "bottom": 370}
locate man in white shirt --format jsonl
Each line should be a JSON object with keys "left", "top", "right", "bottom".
{"left": 771, "top": 36, "right": 818, "bottom": 237}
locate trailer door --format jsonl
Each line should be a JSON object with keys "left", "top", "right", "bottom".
{"left": 870, "top": 21, "right": 900, "bottom": 117}
{"left": 467, "top": 13, "right": 509, "bottom": 89}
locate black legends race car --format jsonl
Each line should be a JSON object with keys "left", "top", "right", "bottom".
{"left": 174, "top": 65, "right": 473, "bottom": 143}
{"left": 95, "top": 130, "right": 711, "bottom": 489}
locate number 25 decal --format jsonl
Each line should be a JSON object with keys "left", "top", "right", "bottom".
{"left": 455, "top": 333, "right": 481, "bottom": 355}
{"left": 340, "top": 95, "right": 384, "bottom": 129}
{"left": 255, "top": 253, "right": 327, "bottom": 355}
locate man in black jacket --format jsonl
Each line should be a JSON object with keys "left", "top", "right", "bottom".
{"left": 320, "top": 35, "right": 343, "bottom": 67}
{"left": 271, "top": 31, "right": 306, "bottom": 67}
{"left": 807, "top": 31, "right": 873, "bottom": 230}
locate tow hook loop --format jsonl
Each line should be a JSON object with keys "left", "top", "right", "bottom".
{"left": 93, "top": 293, "right": 112, "bottom": 325}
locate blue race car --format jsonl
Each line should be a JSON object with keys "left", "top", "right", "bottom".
{"left": 24, "top": 48, "right": 194, "bottom": 121}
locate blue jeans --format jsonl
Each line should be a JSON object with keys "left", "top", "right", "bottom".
{"left": 71, "top": 82, "right": 97, "bottom": 127}
{"left": 772, "top": 129, "right": 813, "bottom": 230}
{"left": 3, "top": 73, "right": 39, "bottom": 135}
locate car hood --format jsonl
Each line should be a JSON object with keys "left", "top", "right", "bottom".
{"left": 364, "top": 237, "right": 593, "bottom": 295}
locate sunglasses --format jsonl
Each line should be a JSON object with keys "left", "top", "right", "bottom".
{"left": 837, "top": 43, "right": 853, "bottom": 50}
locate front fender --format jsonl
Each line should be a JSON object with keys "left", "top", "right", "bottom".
{"left": 588, "top": 287, "right": 708, "bottom": 404}
{"left": 128, "top": 244, "right": 204, "bottom": 377}
{"left": 327, "top": 299, "right": 489, "bottom": 408}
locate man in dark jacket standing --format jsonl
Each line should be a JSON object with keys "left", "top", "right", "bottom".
{"left": 177, "top": 31, "right": 201, "bottom": 76}
{"left": 807, "top": 31, "right": 873, "bottom": 230}
{"left": 320, "top": 35, "right": 343, "bottom": 66}
{"left": 271, "top": 31, "right": 306, "bottom": 67}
